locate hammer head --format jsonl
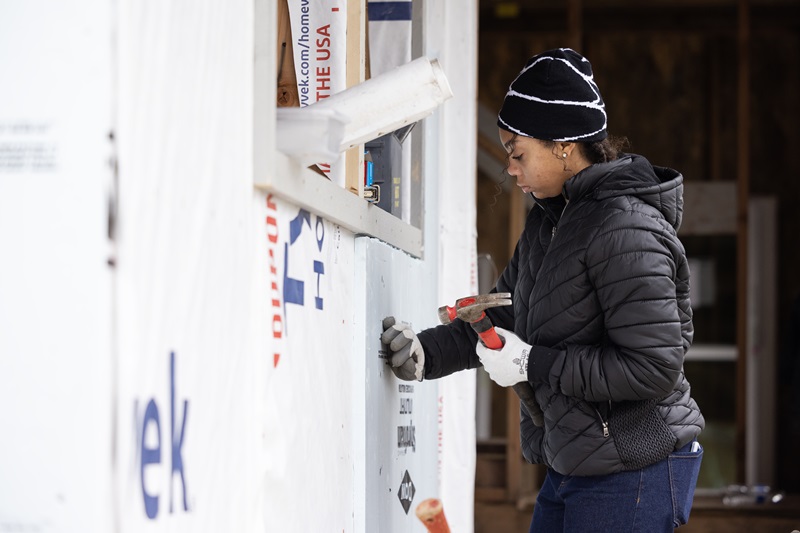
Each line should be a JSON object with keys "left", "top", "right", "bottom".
{"left": 438, "top": 292, "right": 512, "bottom": 324}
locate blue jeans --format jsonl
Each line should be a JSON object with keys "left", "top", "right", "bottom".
{"left": 529, "top": 442, "right": 703, "bottom": 532}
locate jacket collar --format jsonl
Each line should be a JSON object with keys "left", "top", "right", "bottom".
{"left": 534, "top": 193, "right": 567, "bottom": 224}
{"left": 563, "top": 156, "right": 633, "bottom": 202}
{"left": 558, "top": 153, "right": 685, "bottom": 231}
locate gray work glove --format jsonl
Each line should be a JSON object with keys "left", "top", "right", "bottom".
{"left": 380, "top": 317, "right": 425, "bottom": 381}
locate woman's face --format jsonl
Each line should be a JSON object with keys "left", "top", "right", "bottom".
{"left": 498, "top": 128, "right": 570, "bottom": 199}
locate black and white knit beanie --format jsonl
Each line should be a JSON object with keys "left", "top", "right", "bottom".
{"left": 497, "top": 48, "right": 607, "bottom": 143}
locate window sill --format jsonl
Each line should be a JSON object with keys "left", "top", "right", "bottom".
{"left": 255, "top": 152, "right": 423, "bottom": 258}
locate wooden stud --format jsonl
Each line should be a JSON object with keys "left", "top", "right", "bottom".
{"left": 708, "top": 41, "right": 722, "bottom": 183}
{"left": 505, "top": 389, "right": 521, "bottom": 502}
{"left": 508, "top": 193, "right": 525, "bottom": 260}
{"left": 735, "top": 0, "right": 750, "bottom": 485}
{"left": 345, "top": 0, "right": 366, "bottom": 197}
{"left": 276, "top": 0, "right": 299, "bottom": 108}
{"left": 567, "top": 0, "right": 583, "bottom": 53}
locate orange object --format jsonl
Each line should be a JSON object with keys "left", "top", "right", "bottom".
{"left": 415, "top": 498, "right": 451, "bottom": 533}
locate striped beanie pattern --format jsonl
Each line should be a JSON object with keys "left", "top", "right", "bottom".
{"left": 497, "top": 48, "right": 608, "bottom": 143}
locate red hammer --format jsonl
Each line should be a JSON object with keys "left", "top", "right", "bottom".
{"left": 438, "top": 293, "right": 544, "bottom": 427}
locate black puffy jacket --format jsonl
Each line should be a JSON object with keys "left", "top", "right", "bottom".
{"left": 419, "top": 154, "right": 705, "bottom": 476}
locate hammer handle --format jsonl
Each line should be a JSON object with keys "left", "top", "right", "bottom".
{"left": 513, "top": 382, "right": 544, "bottom": 427}
{"left": 471, "top": 313, "right": 504, "bottom": 349}
{"left": 471, "top": 314, "right": 545, "bottom": 427}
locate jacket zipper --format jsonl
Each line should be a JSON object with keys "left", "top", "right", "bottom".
{"left": 550, "top": 198, "right": 569, "bottom": 239}
{"left": 593, "top": 401, "right": 611, "bottom": 438}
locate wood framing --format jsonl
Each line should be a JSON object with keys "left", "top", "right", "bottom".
{"left": 567, "top": 0, "right": 583, "bottom": 52}
{"left": 276, "top": 0, "right": 299, "bottom": 107}
{"left": 735, "top": 0, "right": 750, "bottom": 484}
{"left": 345, "top": 0, "right": 366, "bottom": 198}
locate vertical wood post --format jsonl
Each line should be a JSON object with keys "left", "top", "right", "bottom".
{"left": 505, "top": 389, "right": 521, "bottom": 502}
{"left": 736, "top": 0, "right": 750, "bottom": 484}
{"left": 567, "top": 0, "right": 583, "bottom": 53}
{"left": 345, "top": 0, "right": 366, "bottom": 197}
{"left": 709, "top": 41, "right": 722, "bottom": 182}
{"left": 276, "top": 0, "right": 299, "bottom": 108}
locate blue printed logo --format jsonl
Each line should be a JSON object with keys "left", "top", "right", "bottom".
{"left": 283, "top": 209, "right": 326, "bottom": 333}
{"left": 135, "top": 351, "right": 189, "bottom": 519}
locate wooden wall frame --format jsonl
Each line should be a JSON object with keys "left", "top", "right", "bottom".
{"left": 256, "top": 0, "right": 425, "bottom": 257}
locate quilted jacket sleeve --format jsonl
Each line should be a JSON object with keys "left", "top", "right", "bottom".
{"left": 520, "top": 405, "right": 545, "bottom": 463}
{"left": 545, "top": 209, "right": 690, "bottom": 402}
{"left": 417, "top": 320, "right": 481, "bottom": 379}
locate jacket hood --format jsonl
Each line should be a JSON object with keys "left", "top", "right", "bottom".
{"left": 564, "top": 154, "right": 685, "bottom": 231}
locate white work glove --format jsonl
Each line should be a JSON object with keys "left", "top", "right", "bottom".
{"left": 381, "top": 317, "right": 425, "bottom": 381}
{"left": 475, "top": 326, "right": 531, "bottom": 387}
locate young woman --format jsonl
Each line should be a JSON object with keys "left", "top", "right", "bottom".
{"left": 382, "top": 48, "right": 705, "bottom": 532}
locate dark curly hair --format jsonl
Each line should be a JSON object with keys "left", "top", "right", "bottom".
{"left": 537, "top": 135, "right": 629, "bottom": 164}
{"left": 574, "top": 135, "right": 630, "bottom": 164}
